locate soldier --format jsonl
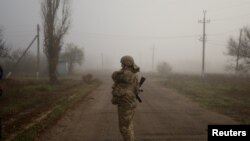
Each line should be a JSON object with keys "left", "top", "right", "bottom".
{"left": 0, "top": 65, "right": 3, "bottom": 97}
{"left": 0, "top": 65, "right": 3, "bottom": 80}
{"left": 111, "top": 55, "right": 140, "bottom": 141}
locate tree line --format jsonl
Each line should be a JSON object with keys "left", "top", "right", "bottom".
{"left": 0, "top": 0, "right": 84, "bottom": 82}
{"left": 1, "top": 0, "right": 250, "bottom": 80}
{"left": 0, "top": 30, "right": 84, "bottom": 77}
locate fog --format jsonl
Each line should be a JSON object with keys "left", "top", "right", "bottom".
{"left": 1, "top": 0, "right": 250, "bottom": 74}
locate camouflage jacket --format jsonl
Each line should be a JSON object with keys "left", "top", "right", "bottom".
{"left": 111, "top": 69, "right": 139, "bottom": 108}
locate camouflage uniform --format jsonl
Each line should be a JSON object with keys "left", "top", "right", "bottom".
{"left": 0, "top": 65, "right": 3, "bottom": 80}
{"left": 112, "top": 56, "right": 139, "bottom": 141}
{"left": 0, "top": 65, "right": 3, "bottom": 97}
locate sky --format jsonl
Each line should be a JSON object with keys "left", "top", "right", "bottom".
{"left": 1, "top": 0, "right": 250, "bottom": 74}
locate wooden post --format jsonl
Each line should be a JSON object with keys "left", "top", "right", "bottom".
{"left": 37, "top": 24, "right": 40, "bottom": 79}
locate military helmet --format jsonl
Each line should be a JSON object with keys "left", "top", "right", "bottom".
{"left": 120, "top": 55, "right": 140, "bottom": 72}
{"left": 120, "top": 56, "right": 134, "bottom": 67}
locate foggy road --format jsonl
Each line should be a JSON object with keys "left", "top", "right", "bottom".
{"left": 39, "top": 77, "right": 237, "bottom": 141}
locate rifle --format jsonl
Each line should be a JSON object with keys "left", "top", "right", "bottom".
{"left": 136, "top": 77, "right": 146, "bottom": 103}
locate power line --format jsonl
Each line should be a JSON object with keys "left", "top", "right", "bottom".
{"left": 211, "top": 13, "right": 250, "bottom": 22}
{"left": 209, "top": 1, "right": 250, "bottom": 13}
{"left": 206, "top": 40, "right": 227, "bottom": 43}
{"left": 207, "top": 42, "right": 227, "bottom": 46}
{"left": 207, "top": 39, "right": 228, "bottom": 44}
{"left": 207, "top": 28, "right": 240, "bottom": 36}
{"left": 72, "top": 31, "right": 200, "bottom": 40}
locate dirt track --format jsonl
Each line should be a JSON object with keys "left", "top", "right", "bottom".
{"left": 39, "top": 77, "right": 237, "bottom": 141}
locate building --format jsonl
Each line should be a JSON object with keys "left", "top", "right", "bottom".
{"left": 57, "top": 60, "right": 69, "bottom": 75}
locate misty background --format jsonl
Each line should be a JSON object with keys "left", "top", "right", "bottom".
{"left": 1, "top": 0, "right": 250, "bottom": 74}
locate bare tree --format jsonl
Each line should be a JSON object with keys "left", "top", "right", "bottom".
{"left": 0, "top": 29, "right": 10, "bottom": 58}
{"left": 241, "top": 27, "right": 250, "bottom": 62}
{"left": 226, "top": 27, "right": 250, "bottom": 73}
{"left": 41, "top": 0, "right": 71, "bottom": 83}
{"left": 157, "top": 61, "right": 172, "bottom": 76}
{"left": 61, "top": 43, "right": 84, "bottom": 74}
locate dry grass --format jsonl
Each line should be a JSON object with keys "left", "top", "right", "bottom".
{"left": 162, "top": 74, "right": 250, "bottom": 124}
{"left": 0, "top": 78, "right": 100, "bottom": 140}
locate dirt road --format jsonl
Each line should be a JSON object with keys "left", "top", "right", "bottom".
{"left": 39, "top": 77, "right": 237, "bottom": 141}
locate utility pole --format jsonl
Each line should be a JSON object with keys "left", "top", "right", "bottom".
{"left": 36, "top": 24, "right": 40, "bottom": 80}
{"left": 199, "top": 10, "right": 210, "bottom": 77}
{"left": 152, "top": 44, "right": 155, "bottom": 72}
{"left": 236, "top": 29, "right": 243, "bottom": 73}
{"left": 101, "top": 53, "right": 104, "bottom": 71}
{"left": 6, "top": 35, "right": 37, "bottom": 78}
{"left": 6, "top": 25, "right": 39, "bottom": 79}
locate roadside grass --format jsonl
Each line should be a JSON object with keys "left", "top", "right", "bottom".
{"left": 0, "top": 79, "right": 101, "bottom": 141}
{"left": 161, "top": 74, "right": 250, "bottom": 124}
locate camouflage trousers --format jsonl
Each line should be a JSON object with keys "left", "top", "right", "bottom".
{"left": 118, "top": 106, "right": 135, "bottom": 141}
